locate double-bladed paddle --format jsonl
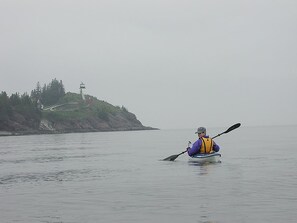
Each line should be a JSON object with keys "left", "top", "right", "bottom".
{"left": 163, "top": 123, "right": 241, "bottom": 161}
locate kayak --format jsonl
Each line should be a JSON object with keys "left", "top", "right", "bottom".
{"left": 189, "top": 153, "right": 221, "bottom": 164}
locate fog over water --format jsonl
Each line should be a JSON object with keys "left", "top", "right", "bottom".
{"left": 1, "top": 0, "right": 297, "bottom": 129}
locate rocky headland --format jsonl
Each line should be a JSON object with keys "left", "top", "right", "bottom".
{"left": 0, "top": 92, "right": 157, "bottom": 136}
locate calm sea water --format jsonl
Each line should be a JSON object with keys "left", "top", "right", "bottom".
{"left": 0, "top": 125, "right": 296, "bottom": 223}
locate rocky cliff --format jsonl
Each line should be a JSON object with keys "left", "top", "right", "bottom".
{"left": 38, "top": 108, "right": 155, "bottom": 133}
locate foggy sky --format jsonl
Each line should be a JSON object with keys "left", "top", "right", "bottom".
{"left": 1, "top": 0, "right": 297, "bottom": 129}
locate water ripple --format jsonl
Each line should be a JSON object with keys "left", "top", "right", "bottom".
{"left": 0, "top": 169, "right": 92, "bottom": 185}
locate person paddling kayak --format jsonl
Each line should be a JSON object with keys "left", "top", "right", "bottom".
{"left": 187, "top": 127, "right": 220, "bottom": 156}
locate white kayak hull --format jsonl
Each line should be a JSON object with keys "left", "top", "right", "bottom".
{"left": 189, "top": 153, "right": 221, "bottom": 164}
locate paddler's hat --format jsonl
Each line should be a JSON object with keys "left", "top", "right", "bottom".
{"left": 195, "top": 127, "right": 206, "bottom": 134}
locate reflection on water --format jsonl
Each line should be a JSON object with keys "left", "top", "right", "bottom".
{"left": 189, "top": 163, "right": 222, "bottom": 179}
{"left": 188, "top": 159, "right": 222, "bottom": 176}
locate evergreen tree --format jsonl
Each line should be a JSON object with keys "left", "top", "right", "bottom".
{"left": 10, "top": 93, "right": 21, "bottom": 106}
{"left": 0, "top": 91, "right": 12, "bottom": 121}
{"left": 17, "top": 93, "right": 40, "bottom": 120}
{"left": 30, "top": 82, "right": 42, "bottom": 102}
{"left": 40, "top": 78, "right": 66, "bottom": 106}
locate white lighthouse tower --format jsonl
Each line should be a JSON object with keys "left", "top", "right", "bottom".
{"left": 80, "top": 82, "right": 86, "bottom": 100}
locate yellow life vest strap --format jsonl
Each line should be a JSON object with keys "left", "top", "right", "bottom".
{"left": 201, "top": 137, "right": 213, "bottom": 154}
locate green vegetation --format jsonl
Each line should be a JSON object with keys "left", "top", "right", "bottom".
{"left": 0, "top": 91, "right": 41, "bottom": 123}
{"left": 42, "top": 109, "right": 90, "bottom": 122}
{"left": 44, "top": 92, "right": 121, "bottom": 121}
{"left": 31, "top": 78, "right": 65, "bottom": 106}
{"left": 57, "top": 92, "right": 82, "bottom": 104}
{"left": 0, "top": 78, "right": 137, "bottom": 132}
{"left": 0, "top": 91, "right": 12, "bottom": 122}
{"left": 1, "top": 78, "right": 65, "bottom": 124}
{"left": 41, "top": 94, "right": 134, "bottom": 125}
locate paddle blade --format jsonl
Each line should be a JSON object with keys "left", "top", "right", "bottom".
{"left": 224, "top": 123, "right": 241, "bottom": 134}
{"left": 163, "top": 154, "right": 179, "bottom": 161}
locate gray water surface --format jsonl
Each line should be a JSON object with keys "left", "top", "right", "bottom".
{"left": 1, "top": 126, "right": 296, "bottom": 223}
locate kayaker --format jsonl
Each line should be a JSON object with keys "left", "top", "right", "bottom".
{"left": 187, "top": 127, "right": 220, "bottom": 156}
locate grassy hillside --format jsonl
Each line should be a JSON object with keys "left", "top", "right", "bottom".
{"left": 42, "top": 92, "right": 127, "bottom": 121}
{"left": 38, "top": 92, "right": 154, "bottom": 133}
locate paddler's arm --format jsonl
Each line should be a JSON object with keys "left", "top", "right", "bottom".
{"left": 187, "top": 140, "right": 201, "bottom": 156}
{"left": 213, "top": 141, "right": 220, "bottom": 152}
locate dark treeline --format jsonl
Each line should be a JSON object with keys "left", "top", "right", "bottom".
{"left": 0, "top": 79, "right": 65, "bottom": 124}
{"left": 0, "top": 91, "right": 41, "bottom": 123}
{"left": 31, "top": 79, "right": 65, "bottom": 106}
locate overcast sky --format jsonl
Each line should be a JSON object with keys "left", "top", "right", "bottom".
{"left": 1, "top": 0, "right": 296, "bottom": 129}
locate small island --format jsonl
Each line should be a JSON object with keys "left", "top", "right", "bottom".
{"left": 0, "top": 79, "right": 157, "bottom": 136}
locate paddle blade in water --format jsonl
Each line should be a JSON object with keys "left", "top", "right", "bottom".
{"left": 163, "top": 154, "right": 179, "bottom": 161}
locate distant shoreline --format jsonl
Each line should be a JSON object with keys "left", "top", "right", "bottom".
{"left": 0, "top": 127, "right": 159, "bottom": 137}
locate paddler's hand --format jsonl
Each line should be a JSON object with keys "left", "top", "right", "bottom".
{"left": 188, "top": 141, "right": 191, "bottom": 147}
